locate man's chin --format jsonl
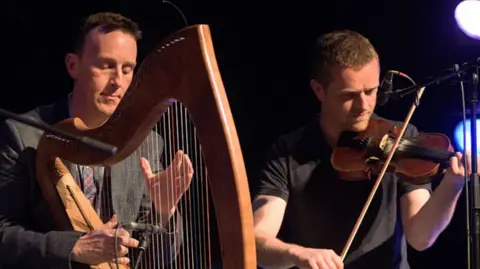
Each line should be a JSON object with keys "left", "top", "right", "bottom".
{"left": 346, "top": 119, "right": 370, "bottom": 132}
{"left": 97, "top": 103, "right": 118, "bottom": 117}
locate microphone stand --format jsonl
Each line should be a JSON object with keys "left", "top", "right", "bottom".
{"left": 468, "top": 65, "right": 480, "bottom": 269}
{"left": 395, "top": 71, "right": 460, "bottom": 100}
{"left": 393, "top": 60, "right": 480, "bottom": 269}
{"left": 0, "top": 107, "right": 117, "bottom": 155}
{"left": 134, "top": 231, "right": 150, "bottom": 269}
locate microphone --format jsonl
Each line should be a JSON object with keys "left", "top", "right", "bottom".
{"left": 377, "top": 71, "right": 394, "bottom": 106}
{"left": 121, "top": 222, "right": 168, "bottom": 234}
{"left": 0, "top": 108, "right": 117, "bottom": 156}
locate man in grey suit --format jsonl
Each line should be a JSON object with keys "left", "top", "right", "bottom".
{"left": 0, "top": 12, "right": 193, "bottom": 268}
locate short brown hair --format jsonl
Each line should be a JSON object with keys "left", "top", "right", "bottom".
{"left": 73, "top": 12, "right": 142, "bottom": 54}
{"left": 310, "top": 30, "right": 379, "bottom": 87}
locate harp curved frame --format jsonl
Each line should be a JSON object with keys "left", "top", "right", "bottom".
{"left": 35, "top": 24, "right": 256, "bottom": 269}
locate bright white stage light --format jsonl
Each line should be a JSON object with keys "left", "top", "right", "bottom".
{"left": 455, "top": 0, "right": 480, "bottom": 40}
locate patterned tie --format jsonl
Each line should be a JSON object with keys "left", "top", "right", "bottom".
{"left": 82, "top": 166, "right": 97, "bottom": 205}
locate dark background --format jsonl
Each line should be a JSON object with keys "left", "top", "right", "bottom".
{"left": 2, "top": 0, "right": 480, "bottom": 268}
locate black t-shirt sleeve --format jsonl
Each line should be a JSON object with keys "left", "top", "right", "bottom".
{"left": 253, "top": 139, "right": 290, "bottom": 202}
{"left": 397, "top": 123, "right": 433, "bottom": 197}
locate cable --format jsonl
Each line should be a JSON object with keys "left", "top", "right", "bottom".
{"left": 114, "top": 225, "right": 120, "bottom": 268}
{"left": 458, "top": 76, "right": 471, "bottom": 269}
{"left": 162, "top": 0, "right": 188, "bottom": 27}
{"left": 390, "top": 70, "right": 417, "bottom": 86}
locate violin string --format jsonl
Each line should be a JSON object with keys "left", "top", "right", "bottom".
{"left": 395, "top": 139, "right": 454, "bottom": 158}
{"left": 395, "top": 143, "right": 454, "bottom": 163}
{"left": 364, "top": 135, "right": 453, "bottom": 162}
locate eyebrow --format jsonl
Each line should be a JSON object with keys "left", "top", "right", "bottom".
{"left": 341, "top": 86, "right": 379, "bottom": 93}
{"left": 99, "top": 56, "right": 136, "bottom": 66}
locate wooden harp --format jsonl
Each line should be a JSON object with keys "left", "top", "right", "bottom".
{"left": 35, "top": 24, "right": 256, "bottom": 269}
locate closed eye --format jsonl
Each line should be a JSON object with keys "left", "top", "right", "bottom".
{"left": 365, "top": 88, "right": 377, "bottom": 95}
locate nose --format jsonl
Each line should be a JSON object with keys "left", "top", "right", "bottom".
{"left": 109, "top": 67, "right": 123, "bottom": 86}
{"left": 356, "top": 92, "right": 371, "bottom": 111}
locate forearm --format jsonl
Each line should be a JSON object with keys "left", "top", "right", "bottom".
{"left": 407, "top": 176, "right": 464, "bottom": 250}
{"left": 159, "top": 207, "right": 176, "bottom": 230}
{"left": 0, "top": 225, "right": 83, "bottom": 268}
{"left": 256, "top": 230, "right": 299, "bottom": 269}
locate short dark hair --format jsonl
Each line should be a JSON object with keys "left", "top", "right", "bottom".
{"left": 310, "top": 30, "right": 379, "bottom": 88}
{"left": 73, "top": 12, "right": 142, "bottom": 54}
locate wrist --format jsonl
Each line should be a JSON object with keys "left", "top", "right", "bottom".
{"left": 442, "top": 173, "right": 466, "bottom": 191}
{"left": 285, "top": 244, "right": 302, "bottom": 261}
{"left": 70, "top": 233, "right": 87, "bottom": 263}
{"left": 160, "top": 207, "right": 176, "bottom": 229}
{"left": 70, "top": 243, "right": 81, "bottom": 262}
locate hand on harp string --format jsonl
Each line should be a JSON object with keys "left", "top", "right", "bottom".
{"left": 140, "top": 150, "right": 194, "bottom": 228}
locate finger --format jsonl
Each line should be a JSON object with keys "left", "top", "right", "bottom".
{"left": 450, "top": 153, "right": 461, "bottom": 174}
{"left": 306, "top": 259, "right": 320, "bottom": 269}
{"left": 324, "top": 257, "right": 337, "bottom": 269}
{"left": 315, "top": 258, "right": 329, "bottom": 269}
{"left": 118, "top": 235, "right": 140, "bottom": 248}
{"left": 115, "top": 244, "right": 129, "bottom": 256}
{"left": 140, "top": 157, "right": 154, "bottom": 180}
{"left": 103, "top": 214, "right": 118, "bottom": 229}
{"left": 331, "top": 254, "right": 344, "bottom": 269}
{"left": 174, "top": 150, "right": 184, "bottom": 170}
{"left": 111, "top": 257, "right": 130, "bottom": 265}
{"left": 114, "top": 228, "right": 130, "bottom": 237}
{"left": 184, "top": 154, "right": 194, "bottom": 179}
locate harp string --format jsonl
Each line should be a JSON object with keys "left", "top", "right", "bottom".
{"left": 179, "top": 102, "right": 192, "bottom": 269}
{"left": 129, "top": 101, "right": 211, "bottom": 269}
{"left": 84, "top": 100, "right": 212, "bottom": 268}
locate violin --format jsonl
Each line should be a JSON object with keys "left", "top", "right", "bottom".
{"left": 333, "top": 80, "right": 456, "bottom": 261}
{"left": 331, "top": 117, "right": 456, "bottom": 185}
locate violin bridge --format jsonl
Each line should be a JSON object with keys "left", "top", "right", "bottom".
{"left": 378, "top": 134, "right": 389, "bottom": 151}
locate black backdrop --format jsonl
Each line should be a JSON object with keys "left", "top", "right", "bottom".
{"left": 2, "top": 0, "right": 480, "bottom": 268}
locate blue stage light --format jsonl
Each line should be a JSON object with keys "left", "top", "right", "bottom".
{"left": 454, "top": 118, "right": 480, "bottom": 154}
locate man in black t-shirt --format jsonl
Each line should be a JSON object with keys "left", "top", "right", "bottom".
{"left": 252, "top": 30, "right": 469, "bottom": 269}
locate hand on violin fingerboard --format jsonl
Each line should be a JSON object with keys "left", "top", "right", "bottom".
{"left": 445, "top": 151, "right": 480, "bottom": 184}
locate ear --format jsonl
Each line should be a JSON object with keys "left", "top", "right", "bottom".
{"left": 65, "top": 53, "right": 80, "bottom": 79}
{"left": 310, "top": 79, "right": 325, "bottom": 102}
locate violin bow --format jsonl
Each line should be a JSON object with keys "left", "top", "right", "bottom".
{"left": 340, "top": 86, "right": 426, "bottom": 260}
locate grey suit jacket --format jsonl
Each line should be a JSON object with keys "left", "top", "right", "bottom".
{"left": 0, "top": 97, "right": 182, "bottom": 269}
